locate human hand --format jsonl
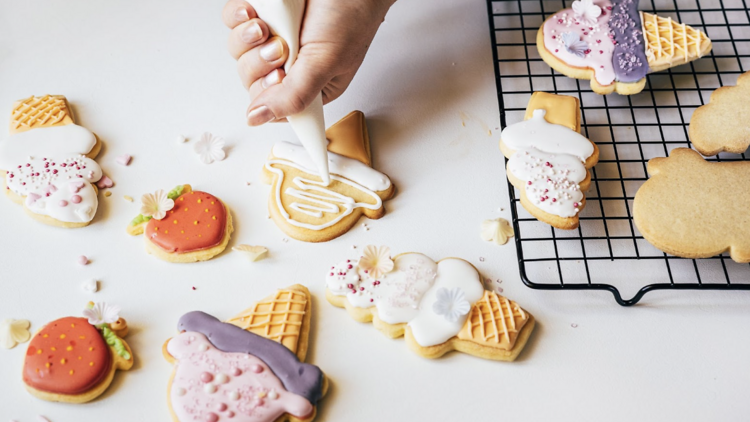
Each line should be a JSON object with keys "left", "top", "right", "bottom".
{"left": 222, "top": 0, "right": 396, "bottom": 126}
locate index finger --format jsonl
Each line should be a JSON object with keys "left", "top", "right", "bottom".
{"left": 222, "top": 0, "right": 257, "bottom": 29}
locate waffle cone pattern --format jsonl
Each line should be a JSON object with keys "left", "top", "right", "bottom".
{"left": 226, "top": 286, "right": 309, "bottom": 355}
{"left": 11, "top": 95, "right": 73, "bottom": 133}
{"left": 458, "top": 291, "right": 530, "bottom": 351}
{"left": 641, "top": 12, "right": 712, "bottom": 71}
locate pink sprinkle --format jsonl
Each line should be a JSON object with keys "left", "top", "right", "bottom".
{"left": 574, "top": 202, "right": 579, "bottom": 207}
{"left": 204, "top": 413, "right": 219, "bottom": 422}
{"left": 192, "top": 286, "right": 196, "bottom": 290}
{"left": 360, "top": 287, "right": 365, "bottom": 291}
{"left": 71, "top": 195, "right": 82, "bottom": 204}
{"left": 370, "top": 298, "right": 374, "bottom": 302}
{"left": 251, "top": 364, "right": 263, "bottom": 373}
{"left": 59, "top": 200, "right": 69, "bottom": 207}
{"left": 78, "top": 255, "right": 88, "bottom": 265}
{"left": 216, "top": 403, "right": 228, "bottom": 412}
{"left": 116, "top": 154, "right": 132, "bottom": 166}
{"left": 552, "top": 198, "right": 557, "bottom": 202}
{"left": 329, "top": 272, "right": 333, "bottom": 276}
{"left": 200, "top": 372, "right": 214, "bottom": 383}
{"left": 230, "top": 367, "right": 242, "bottom": 376}
{"left": 527, "top": 181, "right": 532, "bottom": 185}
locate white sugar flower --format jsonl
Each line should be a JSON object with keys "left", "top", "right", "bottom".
{"left": 571, "top": 0, "right": 601, "bottom": 24}
{"left": 481, "top": 218, "right": 515, "bottom": 245}
{"left": 432, "top": 288, "right": 471, "bottom": 323}
{"left": 194, "top": 132, "right": 226, "bottom": 164}
{"left": 141, "top": 189, "right": 174, "bottom": 220}
{"left": 358, "top": 245, "right": 394, "bottom": 279}
{"left": 0, "top": 319, "right": 31, "bottom": 349}
{"left": 83, "top": 302, "right": 121, "bottom": 326}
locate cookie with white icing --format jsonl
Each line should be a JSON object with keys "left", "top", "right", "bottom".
{"left": 261, "top": 111, "right": 395, "bottom": 242}
{"left": 537, "top": 0, "right": 711, "bottom": 95}
{"left": 634, "top": 148, "right": 750, "bottom": 263}
{"left": 0, "top": 95, "right": 105, "bottom": 228}
{"left": 500, "top": 92, "right": 599, "bottom": 230}
{"left": 689, "top": 71, "right": 750, "bottom": 156}
{"left": 326, "top": 246, "right": 535, "bottom": 361}
{"left": 127, "top": 184, "right": 234, "bottom": 263}
{"left": 22, "top": 302, "right": 134, "bottom": 403}
{"left": 163, "top": 285, "right": 328, "bottom": 422}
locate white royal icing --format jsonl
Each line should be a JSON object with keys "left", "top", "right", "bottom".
{"left": 326, "top": 253, "right": 484, "bottom": 347}
{"left": 501, "top": 110, "right": 593, "bottom": 218}
{"left": 265, "top": 142, "right": 392, "bottom": 231}
{"left": 1, "top": 124, "right": 102, "bottom": 223}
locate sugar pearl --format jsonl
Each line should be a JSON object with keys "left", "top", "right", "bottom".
{"left": 215, "top": 373, "right": 229, "bottom": 384}
{"left": 204, "top": 383, "right": 217, "bottom": 394}
{"left": 251, "top": 364, "right": 263, "bottom": 373}
{"left": 200, "top": 372, "right": 214, "bottom": 383}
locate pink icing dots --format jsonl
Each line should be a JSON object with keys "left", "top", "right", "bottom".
{"left": 205, "top": 413, "right": 219, "bottom": 422}
{"left": 71, "top": 195, "right": 82, "bottom": 204}
{"left": 251, "top": 364, "right": 263, "bottom": 374}
{"left": 59, "top": 200, "right": 68, "bottom": 207}
{"left": 200, "top": 372, "right": 214, "bottom": 383}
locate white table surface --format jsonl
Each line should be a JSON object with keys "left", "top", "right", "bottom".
{"left": 1, "top": 1, "right": 749, "bottom": 421}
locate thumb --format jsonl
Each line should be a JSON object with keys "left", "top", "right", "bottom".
{"left": 246, "top": 55, "right": 329, "bottom": 126}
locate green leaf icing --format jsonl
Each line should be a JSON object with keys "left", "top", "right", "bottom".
{"left": 101, "top": 325, "right": 131, "bottom": 360}
{"left": 167, "top": 185, "right": 185, "bottom": 200}
{"left": 129, "top": 185, "right": 183, "bottom": 226}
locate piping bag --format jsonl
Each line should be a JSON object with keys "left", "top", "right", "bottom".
{"left": 246, "top": 0, "right": 331, "bottom": 185}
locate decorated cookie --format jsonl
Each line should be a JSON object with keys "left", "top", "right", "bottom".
{"left": 634, "top": 148, "right": 750, "bottom": 263}
{"left": 163, "top": 285, "right": 327, "bottom": 422}
{"left": 689, "top": 71, "right": 750, "bottom": 156}
{"left": 326, "top": 246, "right": 535, "bottom": 361}
{"left": 261, "top": 111, "right": 395, "bottom": 242}
{"left": 0, "top": 95, "right": 105, "bottom": 227}
{"left": 537, "top": 0, "right": 712, "bottom": 95}
{"left": 22, "top": 302, "right": 133, "bottom": 403}
{"left": 127, "top": 184, "right": 233, "bottom": 263}
{"left": 500, "top": 92, "right": 599, "bottom": 230}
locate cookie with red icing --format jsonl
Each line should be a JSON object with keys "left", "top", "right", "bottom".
{"left": 127, "top": 184, "right": 233, "bottom": 263}
{"left": 22, "top": 303, "right": 133, "bottom": 403}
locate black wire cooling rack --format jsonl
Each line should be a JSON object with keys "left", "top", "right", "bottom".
{"left": 486, "top": 0, "right": 750, "bottom": 305}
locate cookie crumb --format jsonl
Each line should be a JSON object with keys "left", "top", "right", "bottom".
{"left": 116, "top": 154, "right": 132, "bottom": 166}
{"left": 351, "top": 245, "right": 357, "bottom": 250}
{"left": 123, "top": 195, "right": 133, "bottom": 202}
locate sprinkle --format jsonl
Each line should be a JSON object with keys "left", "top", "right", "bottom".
{"left": 123, "top": 195, "right": 134, "bottom": 202}
{"left": 192, "top": 286, "right": 197, "bottom": 290}
{"left": 116, "top": 155, "right": 132, "bottom": 166}
{"left": 571, "top": 323, "right": 578, "bottom": 328}
{"left": 479, "top": 257, "right": 485, "bottom": 262}
{"left": 177, "top": 135, "right": 187, "bottom": 143}
{"left": 104, "top": 191, "right": 112, "bottom": 197}
{"left": 77, "top": 255, "right": 89, "bottom": 265}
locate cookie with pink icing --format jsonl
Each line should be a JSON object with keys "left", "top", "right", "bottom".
{"left": 537, "top": 0, "right": 711, "bottom": 95}
{"left": 0, "top": 95, "right": 105, "bottom": 228}
{"left": 163, "top": 285, "right": 327, "bottom": 422}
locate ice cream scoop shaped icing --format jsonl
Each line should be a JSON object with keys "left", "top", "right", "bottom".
{"left": 177, "top": 311, "right": 324, "bottom": 405}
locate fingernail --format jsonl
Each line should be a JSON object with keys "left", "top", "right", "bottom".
{"left": 234, "top": 7, "right": 250, "bottom": 22}
{"left": 241, "top": 22, "right": 262, "bottom": 43}
{"left": 261, "top": 71, "right": 281, "bottom": 89}
{"left": 247, "top": 106, "right": 275, "bottom": 125}
{"left": 260, "top": 40, "right": 283, "bottom": 62}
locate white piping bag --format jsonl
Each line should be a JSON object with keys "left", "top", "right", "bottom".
{"left": 247, "top": 0, "right": 331, "bottom": 185}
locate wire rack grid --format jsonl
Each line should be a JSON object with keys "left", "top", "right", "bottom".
{"left": 486, "top": 0, "right": 750, "bottom": 306}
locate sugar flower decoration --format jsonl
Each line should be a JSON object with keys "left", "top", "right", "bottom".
{"left": 571, "top": 0, "right": 601, "bottom": 24}
{"left": 0, "top": 318, "right": 31, "bottom": 349}
{"left": 432, "top": 288, "right": 471, "bottom": 323}
{"left": 481, "top": 218, "right": 515, "bottom": 246}
{"left": 562, "top": 32, "right": 589, "bottom": 58}
{"left": 140, "top": 189, "right": 174, "bottom": 220}
{"left": 83, "top": 302, "right": 121, "bottom": 326}
{"left": 358, "top": 245, "right": 394, "bottom": 279}
{"left": 194, "top": 132, "right": 226, "bottom": 164}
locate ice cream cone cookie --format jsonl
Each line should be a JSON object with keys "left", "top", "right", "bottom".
{"left": 0, "top": 95, "right": 105, "bottom": 227}
{"left": 163, "top": 285, "right": 327, "bottom": 422}
{"left": 22, "top": 302, "right": 134, "bottom": 403}
{"left": 261, "top": 111, "right": 395, "bottom": 243}
{"left": 325, "top": 246, "right": 535, "bottom": 361}
{"left": 127, "top": 184, "right": 233, "bottom": 263}
{"left": 537, "top": 0, "right": 711, "bottom": 95}
{"left": 500, "top": 92, "right": 599, "bottom": 230}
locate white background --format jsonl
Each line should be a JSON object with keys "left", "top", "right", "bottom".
{"left": 1, "top": 1, "right": 749, "bottom": 421}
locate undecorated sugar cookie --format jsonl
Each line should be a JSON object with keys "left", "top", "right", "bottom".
{"left": 127, "top": 184, "right": 233, "bottom": 263}
{"left": 689, "top": 71, "right": 750, "bottom": 156}
{"left": 22, "top": 302, "right": 133, "bottom": 403}
{"left": 0, "top": 95, "right": 105, "bottom": 227}
{"left": 537, "top": 0, "right": 711, "bottom": 95}
{"left": 500, "top": 92, "right": 600, "bottom": 230}
{"left": 261, "top": 111, "right": 395, "bottom": 242}
{"left": 634, "top": 148, "right": 750, "bottom": 263}
{"left": 164, "top": 285, "right": 327, "bottom": 422}
{"left": 326, "top": 246, "right": 535, "bottom": 361}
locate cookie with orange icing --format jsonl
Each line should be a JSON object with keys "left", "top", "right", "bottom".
{"left": 22, "top": 303, "right": 133, "bottom": 403}
{"left": 127, "top": 184, "right": 233, "bottom": 263}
